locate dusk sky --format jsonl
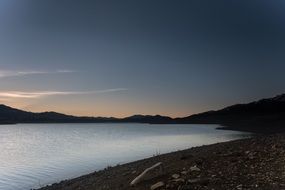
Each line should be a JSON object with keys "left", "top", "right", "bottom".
{"left": 0, "top": 0, "right": 285, "bottom": 117}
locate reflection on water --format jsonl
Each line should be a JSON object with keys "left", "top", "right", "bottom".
{"left": 0, "top": 123, "right": 250, "bottom": 190}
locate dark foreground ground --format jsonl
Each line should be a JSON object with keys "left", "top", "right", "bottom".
{"left": 36, "top": 134, "right": 285, "bottom": 190}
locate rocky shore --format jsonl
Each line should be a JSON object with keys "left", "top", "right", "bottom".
{"left": 36, "top": 134, "right": 285, "bottom": 190}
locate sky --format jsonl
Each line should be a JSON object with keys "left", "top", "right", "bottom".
{"left": 0, "top": 0, "right": 285, "bottom": 117}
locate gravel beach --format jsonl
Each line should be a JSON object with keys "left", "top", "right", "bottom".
{"left": 36, "top": 134, "right": 285, "bottom": 190}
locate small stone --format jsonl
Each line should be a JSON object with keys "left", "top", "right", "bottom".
{"left": 150, "top": 182, "right": 164, "bottom": 190}
{"left": 188, "top": 178, "right": 200, "bottom": 183}
{"left": 172, "top": 174, "right": 180, "bottom": 179}
{"left": 190, "top": 166, "right": 201, "bottom": 172}
{"left": 188, "top": 178, "right": 209, "bottom": 185}
{"left": 181, "top": 171, "right": 188, "bottom": 175}
{"left": 172, "top": 178, "right": 185, "bottom": 183}
{"left": 178, "top": 184, "right": 192, "bottom": 190}
{"left": 195, "top": 158, "right": 203, "bottom": 165}
{"left": 123, "top": 172, "right": 129, "bottom": 176}
{"left": 236, "top": 184, "right": 243, "bottom": 190}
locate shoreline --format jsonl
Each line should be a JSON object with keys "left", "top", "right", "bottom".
{"left": 35, "top": 134, "right": 285, "bottom": 190}
{"left": 0, "top": 121, "right": 278, "bottom": 134}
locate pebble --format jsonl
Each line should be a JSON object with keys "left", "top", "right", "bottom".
{"left": 150, "top": 182, "right": 164, "bottom": 190}
{"left": 190, "top": 166, "right": 201, "bottom": 172}
{"left": 188, "top": 178, "right": 209, "bottom": 185}
{"left": 236, "top": 184, "right": 243, "bottom": 190}
{"left": 172, "top": 178, "right": 185, "bottom": 183}
{"left": 172, "top": 174, "right": 180, "bottom": 179}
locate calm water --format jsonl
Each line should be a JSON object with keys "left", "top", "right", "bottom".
{"left": 0, "top": 123, "right": 250, "bottom": 190}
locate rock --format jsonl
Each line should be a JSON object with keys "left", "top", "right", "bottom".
{"left": 190, "top": 166, "right": 201, "bottom": 172}
{"left": 172, "top": 178, "right": 185, "bottom": 183}
{"left": 178, "top": 184, "right": 192, "bottom": 190}
{"left": 195, "top": 158, "right": 203, "bottom": 165}
{"left": 247, "top": 152, "right": 255, "bottom": 160}
{"left": 188, "top": 178, "right": 200, "bottom": 183}
{"left": 150, "top": 182, "right": 164, "bottom": 190}
{"left": 172, "top": 174, "right": 180, "bottom": 179}
{"left": 181, "top": 171, "right": 188, "bottom": 175}
{"left": 123, "top": 172, "right": 129, "bottom": 176}
{"left": 236, "top": 184, "right": 243, "bottom": 190}
{"left": 188, "top": 178, "right": 209, "bottom": 185}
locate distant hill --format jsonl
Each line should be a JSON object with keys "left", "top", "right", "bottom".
{"left": 121, "top": 114, "right": 173, "bottom": 124}
{"left": 0, "top": 105, "right": 172, "bottom": 124}
{"left": 0, "top": 104, "right": 115, "bottom": 123}
{"left": 1, "top": 94, "right": 285, "bottom": 133}
{"left": 175, "top": 94, "right": 285, "bottom": 133}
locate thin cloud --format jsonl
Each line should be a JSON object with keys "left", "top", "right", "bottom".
{"left": 0, "top": 70, "right": 75, "bottom": 78}
{"left": 0, "top": 88, "right": 127, "bottom": 99}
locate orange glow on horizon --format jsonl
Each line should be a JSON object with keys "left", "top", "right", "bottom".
{"left": 2, "top": 100, "right": 197, "bottom": 118}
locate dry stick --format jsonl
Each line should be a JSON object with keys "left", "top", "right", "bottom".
{"left": 130, "top": 162, "right": 163, "bottom": 186}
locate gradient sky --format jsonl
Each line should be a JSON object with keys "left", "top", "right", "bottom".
{"left": 0, "top": 0, "right": 285, "bottom": 117}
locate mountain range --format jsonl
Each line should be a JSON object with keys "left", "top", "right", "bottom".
{"left": 175, "top": 94, "right": 285, "bottom": 133}
{"left": 0, "top": 104, "right": 173, "bottom": 124}
{"left": 1, "top": 94, "right": 285, "bottom": 133}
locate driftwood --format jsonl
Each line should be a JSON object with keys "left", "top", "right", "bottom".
{"left": 130, "top": 162, "right": 163, "bottom": 186}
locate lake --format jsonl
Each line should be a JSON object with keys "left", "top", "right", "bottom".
{"left": 0, "top": 123, "right": 250, "bottom": 190}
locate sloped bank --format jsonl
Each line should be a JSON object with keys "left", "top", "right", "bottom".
{"left": 36, "top": 134, "right": 285, "bottom": 190}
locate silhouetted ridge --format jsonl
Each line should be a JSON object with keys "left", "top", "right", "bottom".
{"left": 1, "top": 94, "right": 285, "bottom": 132}
{"left": 175, "top": 94, "right": 285, "bottom": 133}
{"left": 0, "top": 105, "right": 173, "bottom": 124}
{"left": 0, "top": 105, "right": 114, "bottom": 123}
{"left": 122, "top": 114, "right": 173, "bottom": 124}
